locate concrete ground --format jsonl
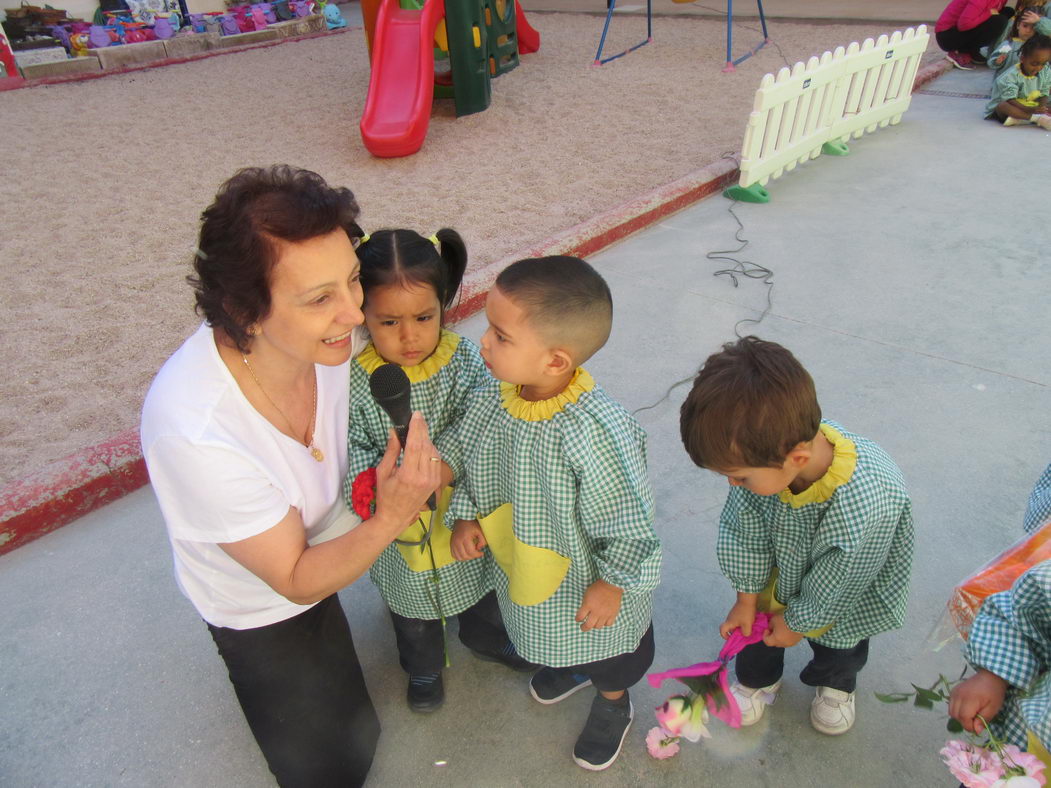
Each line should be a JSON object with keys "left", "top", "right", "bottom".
{"left": 3, "top": 64, "right": 1050, "bottom": 787}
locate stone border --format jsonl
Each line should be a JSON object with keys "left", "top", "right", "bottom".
{"left": 0, "top": 57, "right": 951, "bottom": 556}
{"left": 0, "top": 18, "right": 345, "bottom": 92}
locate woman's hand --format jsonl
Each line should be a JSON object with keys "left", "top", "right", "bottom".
{"left": 372, "top": 412, "right": 442, "bottom": 534}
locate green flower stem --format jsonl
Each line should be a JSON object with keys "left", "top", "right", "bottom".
{"left": 423, "top": 531, "right": 450, "bottom": 668}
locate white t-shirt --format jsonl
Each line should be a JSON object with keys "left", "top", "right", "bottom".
{"left": 141, "top": 323, "right": 365, "bottom": 629}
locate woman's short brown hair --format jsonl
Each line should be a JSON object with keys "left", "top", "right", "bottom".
{"left": 188, "top": 165, "right": 364, "bottom": 352}
{"left": 679, "top": 336, "right": 821, "bottom": 470}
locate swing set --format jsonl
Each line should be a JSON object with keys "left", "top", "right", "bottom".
{"left": 593, "top": 0, "right": 768, "bottom": 70}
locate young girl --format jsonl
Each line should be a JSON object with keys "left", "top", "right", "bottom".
{"left": 987, "top": 1, "right": 1049, "bottom": 75}
{"left": 986, "top": 33, "right": 1051, "bottom": 127}
{"left": 343, "top": 228, "right": 532, "bottom": 713}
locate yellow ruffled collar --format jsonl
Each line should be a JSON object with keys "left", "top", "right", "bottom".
{"left": 778, "top": 423, "right": 857, "bottom": 508}
{"left": 499, "top": 368, "right": 595, "bottom": 421}
{"left": 356, "top": 329, "right": 459, "bottom": 384}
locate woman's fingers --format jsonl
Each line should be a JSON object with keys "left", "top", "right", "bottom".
{"left": 377, "top": 429, "right": 400, "bottom": 478}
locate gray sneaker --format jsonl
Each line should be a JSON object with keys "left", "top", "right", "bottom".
{"left": 573, "top": 693, "right": 633, "bottom": 771}
{"left": 529, "top": 667, "right": 592, "bottom": 704}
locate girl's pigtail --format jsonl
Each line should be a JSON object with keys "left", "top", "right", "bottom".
{"left": 434, "top": 228, "right": 468, "bottom": 310}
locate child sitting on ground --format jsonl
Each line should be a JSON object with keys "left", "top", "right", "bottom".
{"left": 678, "top": 337, "right": 914, "bottom": 735}
{"left": 949, "top": 559, "right": 1051, "bottom": 766}
{"left": 343, "top": 229, "right": 531, "bottom": 714}
{"left": 986, "top": 33, "right": 1051, "bottom": 127}
{"left": 987, "top": 2, "right": 1047, "bottom": 75}
{"left": 445, "top": 256, "right": 662, "bottom": 771}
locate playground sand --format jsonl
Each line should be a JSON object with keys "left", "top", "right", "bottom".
{"left": 0, "top": 13, "right": 942, "bottom": 484}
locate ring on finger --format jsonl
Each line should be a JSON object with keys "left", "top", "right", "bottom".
{"left": 429, "top": 456, "right": 441, "bottom": 463}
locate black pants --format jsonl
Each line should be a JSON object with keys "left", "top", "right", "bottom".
{"left": 388, "top": 590, "right": 511, "bottom": 674}
{"left": 207, "top": 594, "right": 381, "bottom": 788}
{"left": 936, "top": 12, "right": 1011, "bottom": 57}
{"left": 735, "top": 637, "right": 869, "bottom": 694}
{"left": 547, "top": 624, "right": 656, "bottom": 693}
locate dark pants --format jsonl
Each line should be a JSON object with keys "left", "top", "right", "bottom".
{"left": 388, "top": 590, "right": 511, "bottom": 674}
{"left": 207, "top": 594, "right": 381, "bottom": 788}
{"left": 547, "top": 624, "right": 656, "bottom": 693}
{"left": 936, "top": 13, "right": 1011, "bottom": 57}
{"left": 736, "top": 637, "right": 870, "bottom": 694}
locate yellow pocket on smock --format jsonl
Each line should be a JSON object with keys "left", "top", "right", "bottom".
{"left": 396, "top": 487, "right": 457, "bottom": 572}
{"left": 479, "top": 503, "right": 571, "bottom": 606}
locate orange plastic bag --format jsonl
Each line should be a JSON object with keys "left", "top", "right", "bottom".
{"left": 948, "top": 520, "right": 1051, "bottom": 640}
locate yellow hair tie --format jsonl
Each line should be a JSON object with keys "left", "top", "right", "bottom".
{"left": 429, "top": 234, "right": 440, "bottom": 249}
{"left": 357, "top": 232, "right": 370, "bottom": 247}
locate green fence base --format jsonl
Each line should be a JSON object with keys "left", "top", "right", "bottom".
{"left": 822, "top": 140, "right": 850, "bottom": 156}
{"left": 723, "top": 182, "right": 770, "bottom": 203}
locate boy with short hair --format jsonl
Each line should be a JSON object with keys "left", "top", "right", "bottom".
{"left": 446, "top": 256, "right": 661, "bottom": 771}
{"left": 679, "top": 336, "right": 914, "bottom": 735}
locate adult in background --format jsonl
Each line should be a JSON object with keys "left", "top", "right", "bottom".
{"left": 140, "top": 166, "right": 441, "bottom": 787}
{"left": 936, "top": 0, "right": 1030, "bottom": 68}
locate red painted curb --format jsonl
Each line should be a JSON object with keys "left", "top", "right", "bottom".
{"left": 0, "top": 428, "right": 147, "bottom": 555}
{"left": 0, "top": 59, "right": 950, "bottom": 556}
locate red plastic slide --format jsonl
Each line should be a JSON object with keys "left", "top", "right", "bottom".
{"left": 360, "top": 0, "right": 447, "bottom": 158}
{"left": 516, "top": 2, "right": 539, "bottom": 54}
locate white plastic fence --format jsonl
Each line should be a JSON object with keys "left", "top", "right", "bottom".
{"left": 729, "top": 25, "right": 929, "bottom": 201}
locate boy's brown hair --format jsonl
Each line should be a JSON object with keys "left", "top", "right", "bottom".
{"left": 679, "top": 336, "right": 821, "bottom": 470}
{"left": 495, "top": 255, "right": 613, "bottom": 364}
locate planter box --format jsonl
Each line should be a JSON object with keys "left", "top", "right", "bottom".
{"left": 21, "top": 55, "right": 100, "bottom": 78}
{"left": 217, "top": 28, "right": 280, "bottom": 47}
{"left": 91, "top": 40, "right": 167, "bottom": 69}
{"left": 162, "top": 32, "right": 220, "bottom": 58}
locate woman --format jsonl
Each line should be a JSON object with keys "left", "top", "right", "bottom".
{"left": 936, "top": 0, "right": 1024, "bottom": 68}
{"left": 140, "top": 166, "right": 441, "bottom": 787}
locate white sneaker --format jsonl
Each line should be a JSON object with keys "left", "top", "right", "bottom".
{"left": 730, "top": 680, "right": 782, "bottom": 726}
{"left": 1034, "top": 114, "right": 1051, "bottom": 131}
{"left": 810, "top": 686, "right": 856, "bottom": 735}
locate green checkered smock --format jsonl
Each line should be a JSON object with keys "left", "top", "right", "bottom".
{"left": 717, "top": 421, "right": 914, "bottom": 650}
{"left": 966, "top": 559, "right": 1051, "bottom": 749}
{"left": 342, "top": 330, "right": 491, "bottom": 619}
{"left": 1024, "top": 463, "right": 1051, "bottom": 534}
{"left": 444, "top": 369, "right": 662, "bottom": 668}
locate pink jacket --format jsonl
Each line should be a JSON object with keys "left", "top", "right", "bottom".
{"left": 935, "top": 0, "right": 1008, "bottom": 32}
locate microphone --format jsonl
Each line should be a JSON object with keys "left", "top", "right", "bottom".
{"left": 369, "top": 363, "right": 436, "bottom": 512}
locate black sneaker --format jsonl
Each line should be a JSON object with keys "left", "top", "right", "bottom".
{"left": 407, "top": 672, "right": 444, "bottom": 713}
{"left": 470, "top": 641, "right": 538, "bottom": 672}
{"left": 573, "top": 693, "right": 633, "bottom": 771}
{"left": 529, "top": 667, "right": 592, "bottom": 704}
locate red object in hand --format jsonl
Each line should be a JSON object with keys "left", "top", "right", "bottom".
{"left": 351, "top": 467, "right": 378, "bottom": 520}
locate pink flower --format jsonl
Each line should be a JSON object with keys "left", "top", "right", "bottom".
{"left": 645, "top": 726, "right": 680, "bottom": 759}
{"left": 992, "top": 777, "right": 1043, "bottom": 788}
{"left": 941, "top": 740, "right": 1003, "bottom": 788}
{"left": 999, "top": 744, "right": 1047, "bottom": 785}
{"left": 655, "top": 695, "right": 711, "bottom": 742}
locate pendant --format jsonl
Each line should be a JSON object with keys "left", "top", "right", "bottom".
{"left": 310, "top": 446, "right": 325, "bottom": 462}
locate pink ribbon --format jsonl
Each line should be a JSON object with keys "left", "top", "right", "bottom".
{"left": 647, "top": 612, "right": 772, "bottom": 728}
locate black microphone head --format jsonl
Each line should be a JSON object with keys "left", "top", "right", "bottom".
{"left": 369, "top": 363, "right": 412, "bottom": 444}
{"left": 369, "top": 363, "right": 411, "bottom": 402}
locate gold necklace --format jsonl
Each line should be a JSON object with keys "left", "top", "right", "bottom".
{"left": 242, "top": 354, "right": 324, "bottom": 462}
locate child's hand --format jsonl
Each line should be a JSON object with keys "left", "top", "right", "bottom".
{"left": 1022, "top": 8, "right": 1040, "bottom": 25}
{"left": 450, "top": 519, "right": 486, "bottom": 561}
{"left": 576, "top": 579, "right": 624, "bottom": 631}
{"left": 719, "top": 593, "right": 759, "bottom": 639}
{"left": 949, "top": 669, "right": 1008, "bottom": 734}
{"left": 762, "top": 612, "right": 805, "bottom": 648}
